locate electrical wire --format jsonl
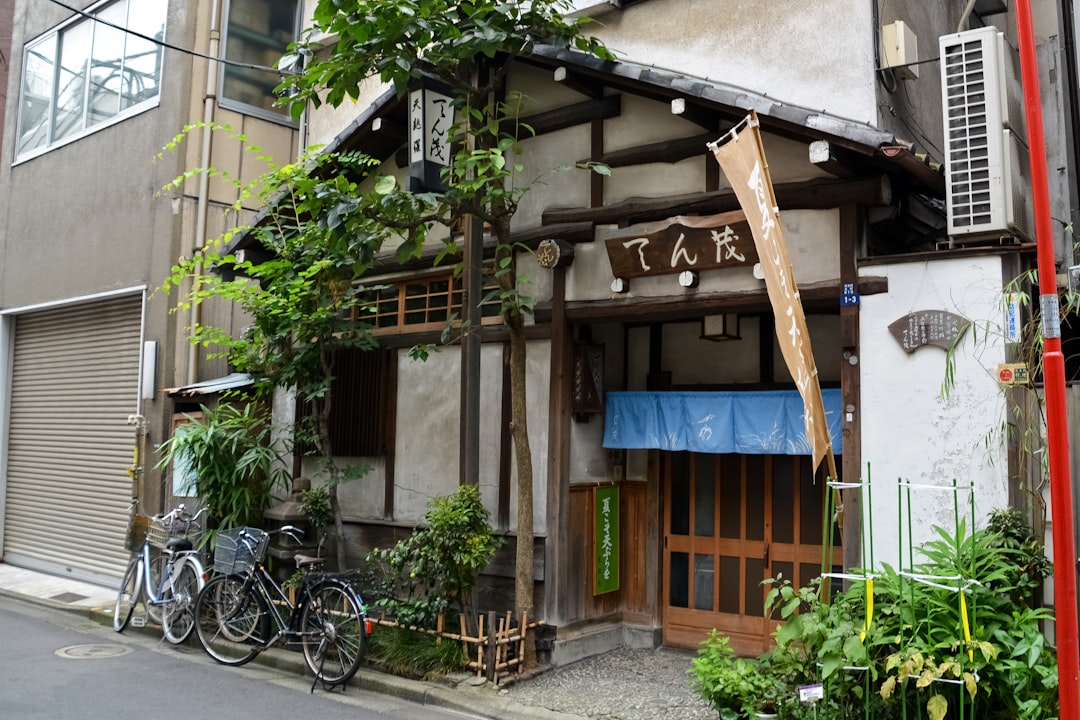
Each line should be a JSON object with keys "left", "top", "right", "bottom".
{"left": 44, "top": 0, "right": 295, "bottom": 76}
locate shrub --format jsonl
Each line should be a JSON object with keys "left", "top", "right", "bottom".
{"left": 366, "top": 484, "right": 503, "bottom": 630}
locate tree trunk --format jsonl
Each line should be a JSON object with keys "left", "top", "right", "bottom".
{"left": 506, "top": 300, "right": 536, "bottom": 666}
{"left": 316, "top": 352, "right": 347, "bottom": 571}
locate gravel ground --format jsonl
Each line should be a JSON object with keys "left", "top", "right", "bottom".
{"left": 499, "top": 647, "right": 717, "bottom": 720}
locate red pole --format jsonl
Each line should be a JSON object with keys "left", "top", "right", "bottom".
{"left": 1014, "top": 2, "right": 1079, "bottom": 716}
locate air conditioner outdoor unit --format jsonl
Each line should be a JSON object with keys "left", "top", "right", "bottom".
{"left": 940, "top": 26, "right": 1032, "bottom": 241}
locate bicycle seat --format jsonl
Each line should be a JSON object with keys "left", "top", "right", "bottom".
{"left": 294, "top": 554, "right": 324, "bottom": 570}
{"left": 166, "top": 537, "right": 194, "bottom": 553}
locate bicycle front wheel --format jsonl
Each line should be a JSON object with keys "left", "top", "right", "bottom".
{"left": 194, "top": 575, "right": 270, "bottom": 666}
{"left": 301, "top": 583, "right": 367, "bottom": 686}
{"left": 113, "top": 556, "right": 142, "bottom": 632}
{"left": 162, "top": 560, "right": 202, "bottom": 645}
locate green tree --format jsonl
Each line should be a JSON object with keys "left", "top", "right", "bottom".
{"left": 162, "top": 141, "right": 428, "bottom": 570}
{"left": 280, "top": 0, "right": 613, "bottom": 633}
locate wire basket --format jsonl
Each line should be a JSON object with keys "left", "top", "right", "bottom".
{"left": 147, "top": 513, "right": 202, "bottom": 550}
{"left": 213, "top": 527, "right": 269, "bottom": 575}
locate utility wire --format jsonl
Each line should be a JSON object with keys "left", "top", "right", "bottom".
{"left": 44, "top": 0, "right": 295, "bottom": 76}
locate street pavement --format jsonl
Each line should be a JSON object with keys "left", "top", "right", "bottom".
{"left": 0, "top": 563, "right": 714, "bottom": 720}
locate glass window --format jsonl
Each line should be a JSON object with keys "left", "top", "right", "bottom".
{"left": 15, "top": 0, "right": 166, "bottom": 160}
{"left": 221, "top": 0, "right": 299, "bottom": 122}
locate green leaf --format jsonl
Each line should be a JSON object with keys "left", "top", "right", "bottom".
{"left": 375, "top": 175, "right": 397, "bottom": 194}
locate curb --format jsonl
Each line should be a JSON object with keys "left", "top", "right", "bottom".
{"left": 0, "top": 585, "right": 584, "bottom": 720}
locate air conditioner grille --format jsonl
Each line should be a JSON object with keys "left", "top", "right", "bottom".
{"left": 940, "top": 27, "right": 1030, "bottom": 241}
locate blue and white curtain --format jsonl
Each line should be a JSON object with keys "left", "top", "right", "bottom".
{"left": 603, "top": 389, "right": 843, "bottom": 456}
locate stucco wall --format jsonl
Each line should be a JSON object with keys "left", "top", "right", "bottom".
{"left": 368, "top": 342, "right": 551, "bottom": 534}
{"left": 859, "top": 255, "right": 1010, "bottom": 565}
{"left": 573, "top": 0, "right": 876, "bottom": 125}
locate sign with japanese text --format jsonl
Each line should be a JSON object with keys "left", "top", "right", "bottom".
{"left": 709, "top": 112, "right": 833, "bottom": 476}
{"left": 603, "top": 211, "right": 757, "bottom": 280}
{"left": 408, "top": 78, "right": 455, "bottom": 192}
{"left": 594, "top": 485, "right": 620, "bottom": 595}
{"left": 887, "top": 310, "right": 970, "bottom": 353}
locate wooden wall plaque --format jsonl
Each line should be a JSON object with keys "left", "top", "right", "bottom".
{"left": 603, "top": 210, "right": 757, "bottom": 279}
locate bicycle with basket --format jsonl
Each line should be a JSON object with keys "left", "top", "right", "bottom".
{"left": 194, "top": 524, "right": 370, "bottom": 691}
{"left": 115, "top": 504, "right": 207, "bottom": 644}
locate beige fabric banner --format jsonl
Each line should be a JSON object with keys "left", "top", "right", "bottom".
{"left": 708, "top": 111, "right": 834, "bottom": 475}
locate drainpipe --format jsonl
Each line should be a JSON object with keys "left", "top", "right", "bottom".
{"left": 188, "top": 0, "right": 223, "bottom": 385}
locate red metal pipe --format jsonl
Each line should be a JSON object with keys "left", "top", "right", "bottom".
{"left": 1014, "top": 2, "right": 1080, "bottom": 716}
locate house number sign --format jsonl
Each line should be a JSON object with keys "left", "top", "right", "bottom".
{"left": 603, "top": 210, "right": 757, "bottom": 280}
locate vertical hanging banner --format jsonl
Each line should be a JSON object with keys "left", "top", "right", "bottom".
{"left": 594, "top": 485, "right": 620, "bottom": 595}
{"left": 708, "top": 112, "right": 834, "bottom": 476}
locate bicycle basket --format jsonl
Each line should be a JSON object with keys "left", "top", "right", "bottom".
{"left": 125, "top": 514, "right": 150, "bottom": 553}
{"left": 147, "top": 513, "right": 201, "bottom": 550}
{"left": 213, "top": 527, "right": 270, "bottom": 575}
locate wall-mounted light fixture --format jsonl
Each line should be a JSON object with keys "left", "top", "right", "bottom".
{"left": 701, "top": 313, "right": 741, "bottom": 341}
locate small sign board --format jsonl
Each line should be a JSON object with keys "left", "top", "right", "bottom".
{"left": 798, "top": 683, "right": 825, "bottom": 703}
{"left": 887, "top": 310, "right": 969, "bottom": 354}
{"left": 998, "top": 362, "right": 1030, "bottom": 385}
{"left": 603, "top": 211, "right": 757, "bottom": 280}
{"left": 593, "top": 485, "right": 620, "bottom": 595}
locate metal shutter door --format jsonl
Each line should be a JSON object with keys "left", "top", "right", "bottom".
{"left": 4, "top": 294, "right": 142, "bottom": 583}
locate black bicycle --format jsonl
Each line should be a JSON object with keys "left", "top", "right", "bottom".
{"left": 193, "top": 525, "right": 369, "bottom": 690}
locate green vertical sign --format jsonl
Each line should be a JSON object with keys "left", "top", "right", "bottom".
{"left": 594, "top": 485, "right": 620, "bottom": 595}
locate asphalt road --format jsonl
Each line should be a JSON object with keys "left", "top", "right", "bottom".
{"left": 0, "top": 594, "right": 483, "bottom": 720}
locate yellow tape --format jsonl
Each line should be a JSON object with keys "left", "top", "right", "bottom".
{"left": 960, "top": 591, "right": 973, "bottom": 662}
{"left": 859, "top": 578, "right": 874, "bottom": 641}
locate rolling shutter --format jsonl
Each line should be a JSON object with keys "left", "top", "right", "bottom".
{"left": 4, "top": 294, "right": 142, "bottom": 584}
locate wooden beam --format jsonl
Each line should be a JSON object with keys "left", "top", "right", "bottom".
{"left": 542, "top": 174, "right": 893, "bottom": 227}
{"left": 582, "top": 132, "right": 717, "bottom": 168}
{"left": 533, "top": 276, "right": 889, "bottom": 323}
{"left": 554, "top": 65, "right": 605, "bottom": 99}
{"left": 670, "top": 98, "right": 719, "bottom": 130}
{"left": 809, "top": 140, "right": 856, "bottom": 179}
{"left": 520, "top": 95, "right": 621, "bottom": 138}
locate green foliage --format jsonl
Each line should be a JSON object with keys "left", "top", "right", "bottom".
{"left": 300, "top": 485, "right": 334, "bottom": 554}
{"left": 367, "top": 625, "right": 467, "bottom": 679}
{"left": 692, "top": 511, "right": 1059, "bottom": 720}
{"left": 688, "top": 632, "right": 786, "bottom": 719}
{"left": 157, "top": 402, "right": 288, "bottom": 531}
{"left": 366, "top": 485, "right": 503, "bottom": 628}
{"left": 282, "top": 0, "right": 614, "bottom": 118}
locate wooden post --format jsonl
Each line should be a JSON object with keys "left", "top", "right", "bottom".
{"left": 485, "top": 610, "right": 497, "bottom": 682}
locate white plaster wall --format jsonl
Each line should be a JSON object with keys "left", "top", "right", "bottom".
{"left": 391, "top": 345, "right": 498, "bottom": 523}
{"left": 575, "top": 0, "right": 876, "bottom": 125}
{"left": 859, "top": 256, "right": 1010, "bottom": 568}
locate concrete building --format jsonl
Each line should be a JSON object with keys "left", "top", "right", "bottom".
{"left": 0, "top": 0, "right": 298, "bottom": 585}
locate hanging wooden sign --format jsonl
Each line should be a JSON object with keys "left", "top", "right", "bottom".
{"left": 603, "top": 210, "right": 757, "bottom": 280}
{"left": 593, "top": 485, "right": 620, "bottom": 595}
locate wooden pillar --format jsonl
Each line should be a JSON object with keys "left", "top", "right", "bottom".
{"left": 544, "top": 268, "right": 573, "bottom": 625}
{"left": 839, "top": 203, "right": 864, "bottom": 572}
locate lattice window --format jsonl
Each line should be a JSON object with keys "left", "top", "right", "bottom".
{"left": 355, "top": 273, "right": 502, "bottom": 334}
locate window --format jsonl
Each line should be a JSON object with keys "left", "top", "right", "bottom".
{"left": 220, "top": 0, "right": 299, "bottom": 123}
{"left": 16, "top": 0, "right": 166, "bottom": 160}
{"left": 354, "top": 272, "right": 503, "bottom": 334}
